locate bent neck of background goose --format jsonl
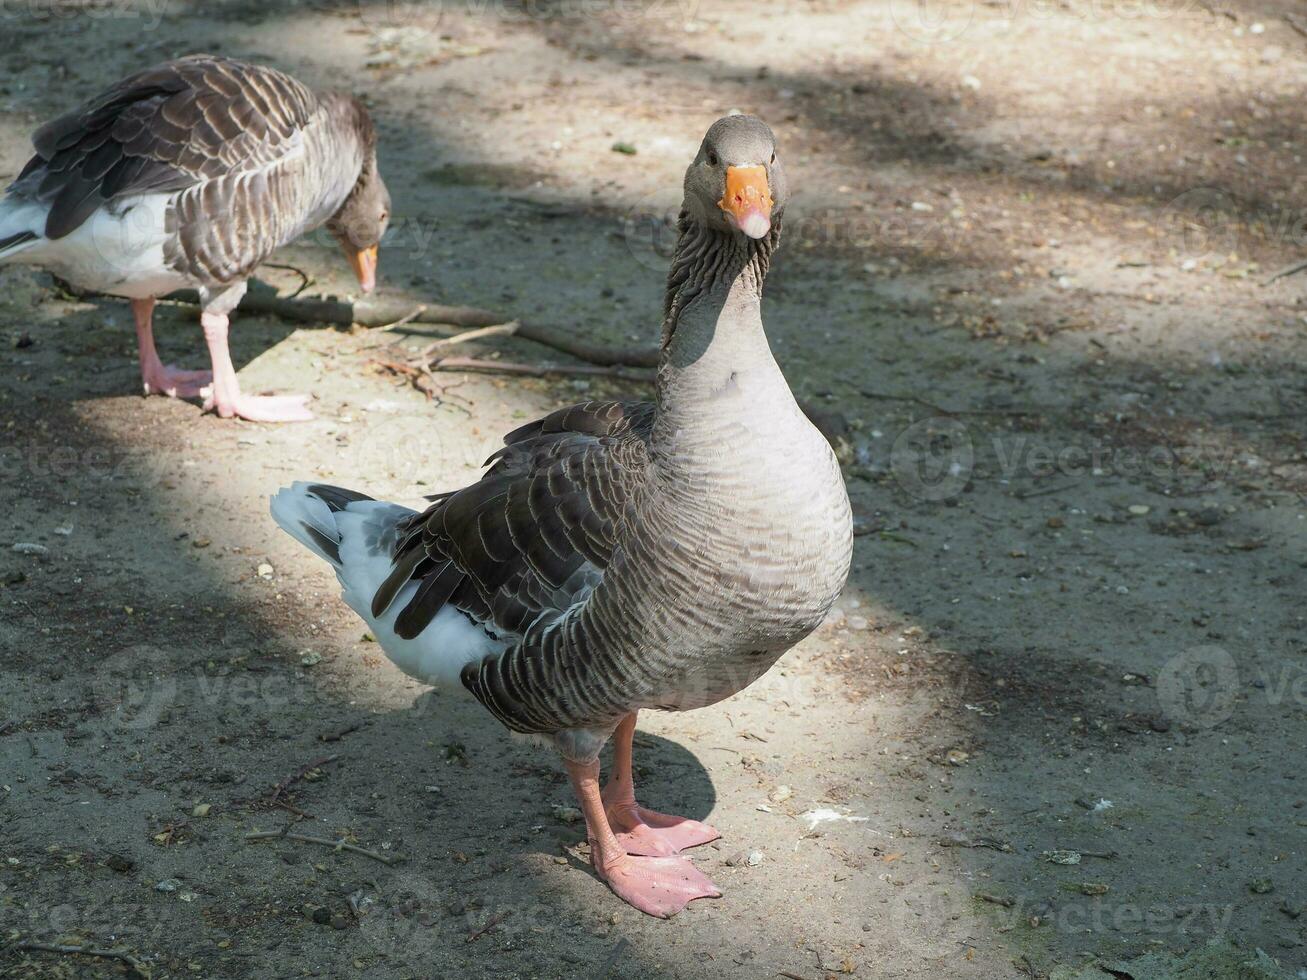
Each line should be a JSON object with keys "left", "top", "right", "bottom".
{"left": 654, "top": 215, "right": 787, "bottom": 435}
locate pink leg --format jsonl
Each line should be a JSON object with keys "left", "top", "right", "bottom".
{"left": 200, "top": 311, "right": 312, "bottom": 422}
{"left": 566, "top": 758, "right": 720, "bottom": 918}
{"left": 132, "top": 298, "right": 212, "bottom": 398}
{"left": 602, "top": 712, "right": 721, "bottom": 857}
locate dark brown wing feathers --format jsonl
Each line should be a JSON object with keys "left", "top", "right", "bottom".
{"left": 381, "top": 401, "right": 654, "bottom": 644}
{"left": 18, "top": 55, "right": 318, "bottom": 240}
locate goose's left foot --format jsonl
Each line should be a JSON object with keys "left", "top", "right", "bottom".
{"left": 201, "top": 311, "right": 313, "bottom": 422}
{"left": 132, "top": 297, "right": 213, "bottom": 399}
{"left": 566, "top": 757, "right": 721, "bottom": 918}
{"left": 602, "top": 710, "right": 720, "bottom": 856}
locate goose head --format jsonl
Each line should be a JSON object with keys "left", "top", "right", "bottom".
{"left": 329, "top": 158, "right": 390, "bottom": 294}
{"left": 682, "top": 114, "right": 787, "bottom": 240}
{"left": 327, "top": 96, "right": 391, "bottom": 294}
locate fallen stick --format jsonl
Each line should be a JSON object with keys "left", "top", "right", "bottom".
{"left": 424, "top": 356, "right": 654, "bottom": 384}
{"left": 13, "top": 941, "right": 148, "bottom": 975}
{"left": 243, "top": 829, "right": 404, "bottom": 866}
{"left": 1263, "top": 257, "right": 1307, "bottom": 285}
{"left": 148, "top": 288, "right": 661, "bottom": 367}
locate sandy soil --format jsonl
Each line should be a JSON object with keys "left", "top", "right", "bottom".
{"left": 1, "top": 1, "right": 1305, "bottom": 978}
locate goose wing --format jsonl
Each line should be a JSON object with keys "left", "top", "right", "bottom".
{"left": 10, "top": 55, "right": 318, "bottom": 240}
{"left": 375, "top": 400, "right": 655, "bottom": 647}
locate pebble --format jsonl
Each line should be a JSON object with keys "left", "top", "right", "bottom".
{"left": 257, "top": 563, "right": 274, "bottom": 579}
{"left": 1250, "top": 878, "right": 1275, "bottom": 894}
{"left": 11, "top": 543, "right": 47, "bottom": 556}
{"left": 746, "top": 850, "right": 764, "bottom": 866}
{"left": 847, "top": 615, "right": 869, "bottom": 631}
{"left": 192, "top": 803, "right": 212, "bottom": 817}
{"left": 1127, "top": 504, "right": 1151, "bottom": 516}
{"left": 769, "top": 785, "right": 793, "bottom": 803}
{"left": 155, "top": 878, "right": 182, "bottom": 892}
{"left": 300, "top": 651, "right": 323, "bottom": 667}
{"left": 552, "top": 804, "right": 582, "bottom": 824}
{"left": 725, "top": 849, "right": 750, "bottom": 867}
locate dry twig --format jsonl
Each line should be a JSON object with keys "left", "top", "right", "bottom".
{"left": 243, "top": 829, "right": 404, "bottom": 866}
{"left": 12, "top": 941, "right": 149, "bottom": 976}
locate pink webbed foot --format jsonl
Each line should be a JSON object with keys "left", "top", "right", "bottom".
{"left": 203, "top": 392, "right": 313, "bottom": 423}
{"left": 596, "top": 853, "right": 722, "bottom": 919}
{"left": 606, "top": 801, "right": 721, "bottom": 857}
{"left": 142, "top": 364, "right": 213, "bottom": 399}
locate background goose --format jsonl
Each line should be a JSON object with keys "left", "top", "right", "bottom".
{"left": 271, "top": 115, "right": 853, "bottom": 917}
{"left": 0, "top": 54, "right": 390, "bottom": 422}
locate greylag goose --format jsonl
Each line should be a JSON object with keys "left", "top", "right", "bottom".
{"left": 270, "top": 115, "right": 852, "bottom": 916}
{"left": 0, "top": 55, "right": 390, "bottom": 422}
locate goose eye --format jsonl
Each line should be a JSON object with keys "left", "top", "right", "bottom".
{"left": 770, "top": 151, "right": 776, "bottom": 165}
{"left": 706, "top": 150, "right": 719, "bottom": 167}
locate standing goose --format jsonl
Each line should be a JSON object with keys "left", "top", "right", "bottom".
{"left": 271, "top": 115, "right": 853, "bottom": 916}
{"left": 0, "top": 55, "right": 390, "bottom": 422}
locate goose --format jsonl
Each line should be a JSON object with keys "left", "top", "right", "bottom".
{"left": 0, "top": 55, "right": 390, "bottom": 422}
{"left": 270, "top": 114, "right": 853, "bottom": 916}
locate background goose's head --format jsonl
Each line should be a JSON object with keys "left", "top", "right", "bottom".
{"left": 327, "top": 96, "right": 391, "bottom": 294}
{"left": 682, "top": 114, "right": 787, "bottom": 240}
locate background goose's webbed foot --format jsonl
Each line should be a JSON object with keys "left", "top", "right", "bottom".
{"left": 603, "top": 712, "right": 721, "bottom": 857}
{"left": 132, "top": 298, "right": 212, "bottom": 398}
{"left": 566, "top": 758, "right": 720, "bottom": 918}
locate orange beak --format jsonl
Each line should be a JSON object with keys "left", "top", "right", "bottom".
{"left": 345, "top": 244, "right": 379, "bottom": 294}
{"left": 717, "top": 165, "right": 773, "bottom": 239}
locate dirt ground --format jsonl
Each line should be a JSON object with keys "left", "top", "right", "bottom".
{"left": 2, "top": 1, "right": 1306, "bottom": 978}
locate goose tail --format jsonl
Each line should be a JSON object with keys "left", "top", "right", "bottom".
{"left": 0, "top": 197, "right": 46, "bottom": 264}
{"left": 270, "top": 482, "right": 415, "bottom": 614}
{"left": 271, "top": 481, "right": 503, "bottom": 688}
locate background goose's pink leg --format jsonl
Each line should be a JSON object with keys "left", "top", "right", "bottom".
{"left": 566, "top": 758, "right": 720, "bottom": 918}
{"left": 602, "top": 712, "right": 721, "bottom": 857}
{"left": 200, "top": 310, "right": 312, "bottom": 422}
{"left": 131, "top": 298, "right": 211, "bottom": 398}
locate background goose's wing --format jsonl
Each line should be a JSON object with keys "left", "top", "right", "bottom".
{"left": 377, "top": 400, "right": 655, "bottom": 646}
{"left": 12, "top": 55, "right": 318, "bottom": 240}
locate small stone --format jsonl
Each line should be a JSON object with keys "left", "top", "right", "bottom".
{"left": 192, "top": 803, "right": 212, "bottom": 817}
{"left": 104, "top": 854, "right": 135, "bottom": 874}
{"left": 1079, "top": 883, "right": 1109, "bottom": 896}
{"left": 1043, "top": 849, "right": 1081, "bottom": 865}
{"left": 910, "top": 201, "right": 934, "bottom": 212}
{"left": 769, "top": 785, "right": 793, "bottom": 803}
{"left": 1047, "top": 516, "right": 1064, "bottom": 529}
{"left": 552, "top": 804, "right": 582, "bottom": 824}
{"left": 155, "top": 878, "right": 182, "bottom": 893}
{"left": 725, "top": 849, "right": 751, "bottom": 867}
{"left": 300, "top": 651, "right": 323, "bottom": 667}
{"left": 53, "top": 524, "right": 73, "bottom": 536}
{"left": 610, "top": 141, "right": 637, "bottom": 155}
{"left": 257, "top": 563, "right": 274, "bottom": 579}
{"left": 1128, "top": 504, "right": 1151, "bottom": 516}
{"left": 191, "top": 538, "right": 211, "bottom": 549}
{"left": 11, "top": 543, "right": 47, "bottom": 556}
{"left": 746, "top": 850, "right": 764, "bottom": 867}
{"left": 847, "top": 615, "right": 869, "bottom": 631}
{"left": 311, "top": 906, "right": 332, "bottom": 924}
{"left": 329, "top": 913, "right": 350, "bottom": 930}
{"left": 945, "top": 749, "right": 970, "bottom": 766}
{"left": 1250, "top": 877, "right": 1274, "bottom": 894}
